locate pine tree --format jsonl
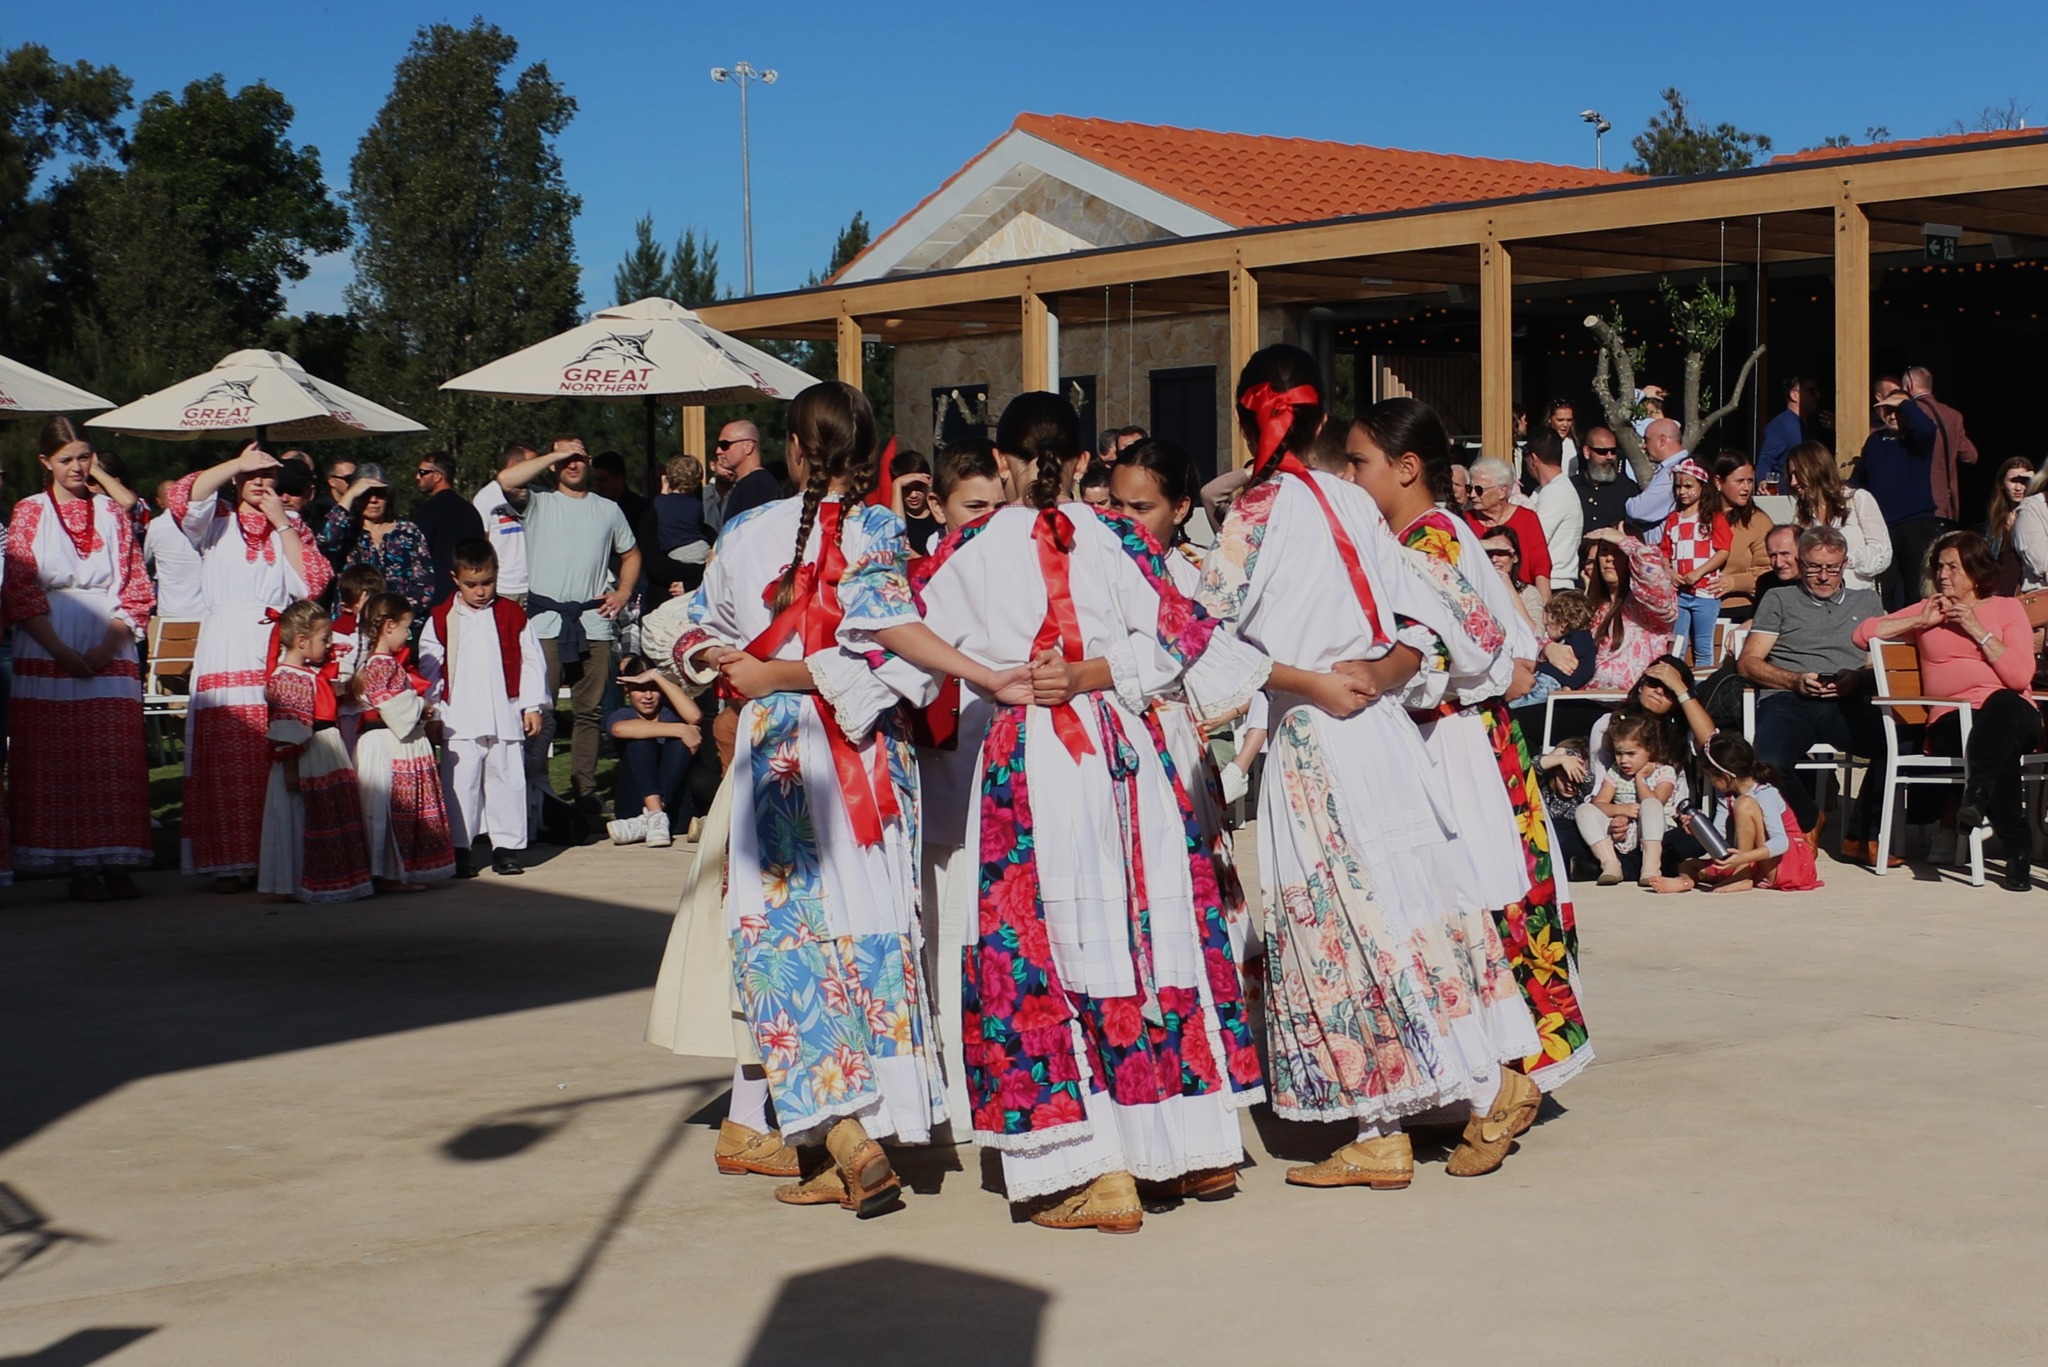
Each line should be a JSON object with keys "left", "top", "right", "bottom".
{"left": 1627, "top": 89, "right": 1772, "bottom": 176}
{"left": 669, "top": 227, "right": 721, "bottom": 306}
{"left": 614, "top": 213, "right": 668, "bottom": 305}
{"left": 347, "top": 20, "right": 582, "bottom": 482}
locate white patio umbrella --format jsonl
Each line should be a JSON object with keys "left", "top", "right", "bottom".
{"left": 0, "top": 354, "right": 113, "bottom": 419}
{"left": 439, "top": 296, "right": 818, "bottom": 484}
{"left": 86, "top": 349, "right": 425, "bottom": 443}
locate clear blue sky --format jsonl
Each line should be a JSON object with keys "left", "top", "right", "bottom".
{"left": 12, "top": 1, "right": 2043, "bottom": 315}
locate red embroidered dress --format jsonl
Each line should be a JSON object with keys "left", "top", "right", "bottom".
{"left": 166, "top": 473, "right": 332, "bottom": 876}
{"left": 3, "top": 492, "right": 155, "bottom": 871}
{"left": 257, "top": 665, "right": 372, "bottom": 903}
{"left": 353, "top": 652, "right": 454, "bottom": 882}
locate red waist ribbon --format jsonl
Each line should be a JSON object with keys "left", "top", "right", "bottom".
{"left": 1032, "top": 508, "right": 1096, "bottom": 762}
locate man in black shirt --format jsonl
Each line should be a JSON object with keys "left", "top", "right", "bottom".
{"left": 715, "top": 419, "right": 781, "bottom": 525}
{"left": 1570, "top": 426, "right": 1639, "bottom": 532}
{"left": 411, "top": 450, "right": 485, "bottom": 606}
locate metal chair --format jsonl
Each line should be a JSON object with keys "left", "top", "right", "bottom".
{"left": 1868, "top": 638, "right": 1987, "bottom": 885}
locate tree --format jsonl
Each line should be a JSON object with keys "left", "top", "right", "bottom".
{"left": 668, "top": 227, "right": 721, "bottom": 306}
{"left": 612, "top": 217, "right": 722, "bottom": 308}
{"left": 70, "top": 75, "right": 348, "bottom": 397}
{"left": 614, "top": 213, "right": 668, "bottom": 305}
{"left": 0, "top": 43, "right": 130, "bottom": 370}
{"left": 1627, "top": 89, "right": 1772, "bottom": 176}
{"left": 1583, "top": 279, "right": 1765, "bottom": 481}
{"left": 347, "top": 20, "right": 582, "bottom": 482}
{"left": 1949, "top": 97, "right": 2032, "bottom": 134}
{"left": 1810, "top": 125, "right": 1892, "bottom": 151}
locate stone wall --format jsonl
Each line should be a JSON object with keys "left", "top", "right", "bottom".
{"left": 934, "top": 174, "right": 1171, "bottom": 272}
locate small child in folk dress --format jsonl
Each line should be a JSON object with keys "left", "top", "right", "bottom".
{"left": 327, "top": 563, "right": 386, "bottom": 752}
{"left": 1575, "top": 710, "right": 1678, "bottom": 886}
{"left": 258, "top": 600, "right": 374, "bottom": 904}
{"left": 352, "top": 591, "right": 455, "bottom": 890}
{"left": 1660, "top": 459, "right": 1732, "bottom": 668}
{"left": 419, "top": 540, "right": 545, "bottom": 878}
{"left": 1650, "top": 732, "right": 1822, "bottom": 894}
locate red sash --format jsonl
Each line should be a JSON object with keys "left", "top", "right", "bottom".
{"left": 739, "top": 502, "right": 900, "bottom": 846}
{"left": 1031, "top": 509, "right": 1096, "bottom": 762}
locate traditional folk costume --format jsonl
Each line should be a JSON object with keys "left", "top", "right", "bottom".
{"left": 258, "top": 663, "right": 373, "bottom": 903}
{"left": 3, "top": 492, "right": 155, "bottom": 873}
{"left": 420, "top": 597, "right": 545, "bottom": 854}
{"left": 666, "top": 497, "right": 945, "bottom": 1159}
{"left": 1196, "top": 405, "right": 1539, "bottom": 1179}
{"left": 354, "top": 652, "right": 455, "bottom": 882}
{"left": 915, "top": 504, "right": 1270, "bottom": 1213}
{"left": 324, "top": 608, "right": 366, "bottom": 752}
{"left": 1396, "top": 508, "right": 1594, "bottom": 1091}
{"left": 166, "top": 476, "right": 333, "bottom": 877}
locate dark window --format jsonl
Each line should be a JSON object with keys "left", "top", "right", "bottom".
{"left": 931, "top": 384, "right": 990, "bottom": 448}
{"left": 1148, "top": 366, "right": 1219, "bottom": 479}
{"left": 1063, "top": 375, "right": 1098, "bottom": 451}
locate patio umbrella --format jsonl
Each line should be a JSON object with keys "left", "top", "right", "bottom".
{"left": 86, "top": 349, "right": 425, "bottom": 443}
{"left": 0, "top": 354, "right": 113, "bottom": 419}
{"left": 439, "top": 297, "right": 818, "bottom": 487}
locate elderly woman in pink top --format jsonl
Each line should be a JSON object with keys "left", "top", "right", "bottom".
{"left": 1853, "top": 530, "right": 2039, "bottom": 890}
{"left": 1580, "top": 526, "right": 1678, "bottom": 689}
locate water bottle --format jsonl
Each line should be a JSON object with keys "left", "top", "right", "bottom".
{"left": 1677, "top": 798, "right": 1731, "bottom": 861}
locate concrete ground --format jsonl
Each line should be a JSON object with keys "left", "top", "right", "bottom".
{"left": 3, "top": 834, "right": 2046, "bottom": 1367}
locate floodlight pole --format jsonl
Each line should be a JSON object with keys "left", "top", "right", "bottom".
{"left": 1580, "top": 108, "right": 1613, "bottom": 170}
{"left": 711, "top": 62, "right": 778, "bottom": 296}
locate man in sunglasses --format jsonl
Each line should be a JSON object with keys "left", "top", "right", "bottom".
{"left": 413, "top": 449, "right": 485, "bottom": 605}
{"left": 712, "top": 420, "right": 779, "bottom": 528}
{"left": 1570, "top": 426, "right": 1638, "bottom": 532}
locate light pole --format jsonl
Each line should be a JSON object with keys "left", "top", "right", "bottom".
{"left": 1579, "top": 109, "right": 1612, "bottom": 170}
{"left": 710, "top": 61, "right": 777, "bottom": 296}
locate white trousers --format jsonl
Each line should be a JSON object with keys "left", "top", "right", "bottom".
{"left": 443, "top": 736, "right": 529, "bottom": 850}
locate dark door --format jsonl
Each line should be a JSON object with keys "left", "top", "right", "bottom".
{"left": 931, "top": 384, "right": 990, "bottom": 447}
{"left": 1149, "top": 366, "right": 1218, "bottom": 479}
{"left": 1064, "top": 375, "right": 1098, "bottom": 453}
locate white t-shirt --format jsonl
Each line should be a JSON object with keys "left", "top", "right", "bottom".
{"left": 473, "top": 480, "right": 529, "bottom": 595}
{"left": 1532, "top": 474, "right": 1585, "bottom": 589}
{"left": 144, "top": 512, "right": 206, "bottom": 618}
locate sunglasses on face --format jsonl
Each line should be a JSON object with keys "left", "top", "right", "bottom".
{"left": 714, "top": 438, "right": 755, "bottom": 452}
{"left": 1585, "top": 445, "right": 1618, "bottom": 455}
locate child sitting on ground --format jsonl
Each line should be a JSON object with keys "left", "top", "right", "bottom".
{"left": 1512, "top": 588, "right": 1597, "bottom": 710}
{"left": 606, "top": 655, "right": 705, "bottom": 848}
{"left": 1575, "top": 710, "right": 1677, "bottom": 886}
{"left": 259, "top": 600, "right": 373, "bottom": 904}
{"left": 1649, "top": 732, "right": 1822, "bottom": 893}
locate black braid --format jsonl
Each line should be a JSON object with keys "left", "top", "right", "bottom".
{"left": 772, "top": 462, "right": 832, "bottom": 613}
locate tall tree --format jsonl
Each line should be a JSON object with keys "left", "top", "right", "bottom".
{"left": 348, "top": 20, "right": 582, "bottom": 481}
{"left": 0, "top": 43, "right": 129, "bottom": 370}
{"left": 669, "top": 226, "right": 721, "bottom": 306}
{"left": 1627, "top": 89, "right": 1772, "bottom": 176}
{"left": 70, "top": 75, "right": 348, "bottom": 396}
{"left": 614, "top": 213, "right": 667, "bottom": 305}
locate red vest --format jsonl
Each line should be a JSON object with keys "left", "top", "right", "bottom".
{"left": 429, "top": 596, "right": 527, "bottom": 700}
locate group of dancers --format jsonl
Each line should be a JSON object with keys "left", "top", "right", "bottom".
{"left": 642, "top": 343, "right": 1592, "bottom": 1231}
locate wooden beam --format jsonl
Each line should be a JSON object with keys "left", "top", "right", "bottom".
{"left": 681, "top": 405, "right": 706, "bottom": 459}
{"left": 1228, "top": 262, "right": 1258, "bottom": 469}
{"left": 1480, "top": 231, "right": 1513, "bottom": 459}
{"left": 1020, "top": 289, "right": 1051, "bottom": 392}
{"left": 836, "top": 311, "right": 863, "bottom": 389}
{"left": 1834, "top": 194, "right": 1871, "bottom": 469}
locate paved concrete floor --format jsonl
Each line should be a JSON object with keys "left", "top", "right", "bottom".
{"left": 3, "top": 836, "right": 2046, "bottom": 1367}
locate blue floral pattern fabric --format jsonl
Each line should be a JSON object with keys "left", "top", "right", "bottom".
{"left": 321, "top": 508, "right": 436, "bottom": 616}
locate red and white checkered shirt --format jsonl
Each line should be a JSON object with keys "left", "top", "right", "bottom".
{"left": 1660, "top": 509, "right": 1732, "bottom": 598}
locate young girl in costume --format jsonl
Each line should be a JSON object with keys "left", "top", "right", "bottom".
{"left": 914, "top": 391, "right": 1272, "bottom": 1234}
{"left": 655, "top": 381, "right": 1025, "bottom": 1219}
{"left": 1651, "top": 732, "right": 1821, "bottom": 893}
{"left": 1343, "top": 397, "right": 1594, "bottom": 1095}
{"left": 1660, "top": 459, "right": 1731, "bottom": 668}
{"left": 1576, "top": 710, "right": 1677, "bottom": 886}
{"left": 352, "top": 592, "right": 455, "bottom": 891}
{"left": 259, "top": 600, "right": 373, "bottom": 904}
{"left": 1197, "top": 345, "right": 1541, "bottom": 1193}
{"left": 328, "top": 563, "right": 386, "bottom": 753}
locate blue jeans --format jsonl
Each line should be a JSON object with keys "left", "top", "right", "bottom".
{"left": 1674, "top": 592, "right": 1721, "bottom": 667}
{"left": 1510, "top": 672, "right": 1566, "bottom": 710}
{"left": 613, "top": 733, "right": 695, "bottom": 822}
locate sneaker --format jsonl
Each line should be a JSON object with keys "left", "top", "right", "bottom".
{"left": 608, "top": 814, "right": 647, "bottom": 846}
{"left": 645, "top": 810, "right": 672, "bottom": 848}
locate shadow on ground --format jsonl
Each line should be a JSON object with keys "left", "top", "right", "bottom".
{"left": 0, "top": 1328, "right": 156, "bottom": 1366}
{"left": 740, "top": 1257, "right": 1048, "bottom": 1367}
{"left": 0, "top": 874, "right": 672, "bottom": 1152}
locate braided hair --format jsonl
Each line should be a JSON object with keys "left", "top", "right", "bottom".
{"left": 349, "top": 591, "right": 413, "bottom": 702}
{"left": 994, "top": 391, "right": 1082, "bottom": 511}
{"left": 1234, "top": 343, "right": 1326, "bottom": 487}
{"left": 770, "top": 381, "right": 878, "bottom": 613}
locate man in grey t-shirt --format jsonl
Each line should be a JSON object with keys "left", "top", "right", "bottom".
{"left": 497, "top": 435, "right": 643, "bottom": 807}
{"left": 1737, "top": 525, "right": 1887, "bottom": 862}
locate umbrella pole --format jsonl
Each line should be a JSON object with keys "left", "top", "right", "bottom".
{"left": 643, "top": 395, "right": 658, "bottom": 497}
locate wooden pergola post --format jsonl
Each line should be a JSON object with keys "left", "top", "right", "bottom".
{"left": 1228, "top": 260, "right": 1259, "bottom": 467}
{"left": 1833, "top": 190, "right": 1871, "bottom": 469}
{"left": 836, "top": 309, "right": 863, "bottom": 389}
{"left": 1020, "top": 288, "right": 1051, "bottom": 393}
{"left": 1480, "top": 229, "right": 1514, "bottom": 459}
{"left": 681, "top": 405, "right": 707, "bottom": 458}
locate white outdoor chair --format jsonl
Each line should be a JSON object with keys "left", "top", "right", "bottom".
{"left": 1868, "top": 638, "right": 1987, "bottom": 886}
{"left": 1541, "top": 688, "right": 1628, "bottom": 750}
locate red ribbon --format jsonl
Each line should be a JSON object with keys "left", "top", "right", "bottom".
{"left": 1031, "top": 509, "right": 1097, "bottom": 762}
{"left": 1272, "top": 452, "right": 1389, "bottom": 647}
{"left": 739, "top": 501, "right": 899, "bottom": 846}
{"left": 1242, "top": 382, "right": 1319, "bottom": 466}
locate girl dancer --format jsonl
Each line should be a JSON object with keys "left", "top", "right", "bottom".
{"left": 915, "top": 392, "right": 1271, "bottom": 1233}
{"left": 352, "top": 592, "right": 456, "bottom": 890}
{"left": 1198, "top": 345, "right": 1540, "bottom": 1191}
{"left": 259, "top": 600, "right": 373, "bottom": 904}
{"left": 1343, "top": 397, "right": 1594, "bottom": 1092}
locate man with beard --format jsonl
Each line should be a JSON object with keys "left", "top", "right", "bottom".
{"left": 1571, "top": 426, "right": 1638, "bottom": 532}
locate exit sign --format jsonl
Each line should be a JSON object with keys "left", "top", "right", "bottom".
{"left": 1923, "top": 222, "right": 1961, "bottom": 261}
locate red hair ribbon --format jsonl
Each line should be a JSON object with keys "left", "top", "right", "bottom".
{"left": 1241, "top": 382, "right": 1319, "bottom": 468}
{"left": 738, "top": 501, "right": 900, "bottom": 846}
{"left": 1030, "top": 508, "right": 1096, "bottom": 763}
{"left": 262, "top": 607, "right": 284, "bottom": 678}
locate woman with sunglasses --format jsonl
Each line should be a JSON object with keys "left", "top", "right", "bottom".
{"left": 321, "top": 463, "right": 434, "bottom": 617}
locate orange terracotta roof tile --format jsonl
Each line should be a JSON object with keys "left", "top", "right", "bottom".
{"left": 1768, "top": 127, "right": 2038, "bottom": 164}
{"left": 1013, "top": 113, "right": 1637, "bottom": 226}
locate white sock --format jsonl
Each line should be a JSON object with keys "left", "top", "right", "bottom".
{"left": 729, "top": 1063, "right": 772, "bottom": 1133}
{"left": 1470, "top": 1063, "right": 1505, "bottom": 1118}
{"left": 1356, "top": 1120, "right": 1398, "bottom": 1141}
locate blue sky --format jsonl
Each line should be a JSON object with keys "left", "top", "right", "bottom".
{"left": 12, "top": 1, "right": 2043, "bottom": 315}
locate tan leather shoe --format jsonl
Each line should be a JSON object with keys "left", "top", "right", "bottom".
{"left": 1285, "top": 1133, "right": 1414, "bottom": 1189}
{"left": 1448, "top": 1070, "right": 1542, "bottom": 1177}
{"left": 1028, "top": 1171, "right": 1143, "bottom": 1233}
{"left": 825, "top": 1117, "right": 903, "bottom": 1219}
{"left": 773, "top": 1163, "right": 847, "bottom": 1207}
{"left": 1140, "top": 1167, "right": 1239, "bottom": 1202}
{"left": 715, "top": 1119, "right": 800, "bottom": 1177}
{"left": 1839, "top": 838, "right": 1904, "bottom": 869}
